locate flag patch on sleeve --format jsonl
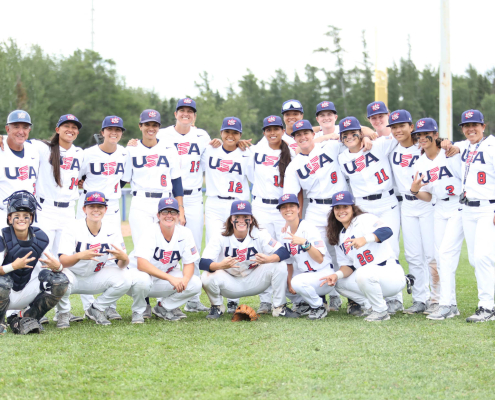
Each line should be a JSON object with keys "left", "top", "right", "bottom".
{"left": 191, "top": 246, "right": 197, "bottom": 255}
{"left": 268, "top": 239, "right": 277, "bottom": 247}
{"left": 121, "top": 242, "right": 126, "bottom": 250}
{"left": 314, "top": 241, "right": 324, "bottom": 248}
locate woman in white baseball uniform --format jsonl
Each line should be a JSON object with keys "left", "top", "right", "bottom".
{"left": 276, "top": 193, "right": 334, "bottom": 319}
{"left": 454, "top": 110, "right": 495, "bottom": 322}
{"left": 57, "top": 191, "right": 130, "bottom": 328}
{"left": 409, "top": 117, "right": 463, "bottom": 320}
{"left": 321, "top": 191, "right": 408, "bottom": 322}
{"left": 387, "top": 109, "right": 438, "bottom": 315}
{"left": 200, "top": 200, "right": 299, "bottom": 319}
{"left": 337, "top": 116, "right": 403, "bottom": 314}
{"left": 126, "top": 197, "right": 202, "bottom": 322}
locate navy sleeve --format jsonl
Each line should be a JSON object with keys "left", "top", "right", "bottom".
{"left": 120, "top": 180, "right": 127, "bottom": 189}
{"left": 199, "top": 258, "right": 214, "bottom": 272}
{"left": 348, "top": 265, "right": 356, "bottom": 271}
{"left": 274, "top": 247, "right": 290, "bottom": 262}
{"left": 373, "top": 227, "right": 393, "bottom": 243}
{"left": 171, "top": 177, "right": 184, "bottom": 197}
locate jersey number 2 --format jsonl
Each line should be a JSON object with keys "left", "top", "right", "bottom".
{"left": 357, "top": 250, "right": 374, "bottom": 266}
{"left": 228, "top": 181, "right": 243, "bottom": 193}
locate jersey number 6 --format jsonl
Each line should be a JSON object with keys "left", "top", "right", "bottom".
{"left": 357, "top": 250, "right": 374, "bottom": 266}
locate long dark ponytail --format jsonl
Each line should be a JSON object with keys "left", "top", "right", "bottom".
{"left": 42, "top": 133, "right": 62, "bottom": 187}
{"left": 278, "top": 140, "right": 291, "bottom": 187}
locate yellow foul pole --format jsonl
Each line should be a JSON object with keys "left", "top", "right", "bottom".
{"left": 374, "top": 28, "right": 388, "bottom": 105}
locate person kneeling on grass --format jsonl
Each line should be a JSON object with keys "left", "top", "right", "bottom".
{"left": 56, "top": 191, "right": 130, "bottom": 328}
{"left": 320, "top": 191, "right": 412, "bottom": 322}
{"left": 200, "top": 200, "right": 299, "bottom": 319}
{"left": 276, "top": 194, "right": 335, "bottom": 320}
{"left": 126, "top": 197, "right": 202, "bottom": 322}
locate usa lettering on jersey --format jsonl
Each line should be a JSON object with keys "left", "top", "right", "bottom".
{"left": 224, "top": 246, "right": 257, "bottom": 260}
{"left": 132, "top": 155, "right": 170, "bottom": 168}
{"left": 343, "top": 153, "right": 379, "bottom": 174}
{"left": 4, "top": 166, "right": 37, "bottom": 181}
{"left": 420, "top": 166, "right": 454, "bottom": 183}
{"left": 392, "top": 153, "right": 419, "bottom": 167}
{"left": 297, "top": 153, "right": 333, "bottom": 179}
{"left": 254, "top": 153, "right": 279, "bottom": 167}
{"left": 175, "top": 142, "right": 200, "bottom": 155}
{"left": 209, "top": 158, "right": 243, "bottom": 174}
{"left": 153, "top": 248, "right": 181, "bottom": 265}
{"left": 59, "top": 156, "right": 81, "bottom": 171}
{"left": 461, "top": 149, "right": 485, "bottom": 165}
{"left": 90, "top": 161, "right": 125, "bottom": 175}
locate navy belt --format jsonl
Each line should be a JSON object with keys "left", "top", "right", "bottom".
{"left": 184, "top": 188, "right": 201, "bottom": 195}
{"left": 261, "top": 198, "right": 278, "bottom": 204}
{"left": 442, "top": 198, "right": 450, "bottom": 201}
{"left": 218, "top": 196, "right": 236, "bottom": 200}
{"left": 397, "top": 195, "right": 403, "bottom": 202}
{"left": 404, "top": 194, "right": 418, "bottom": 201}
{"left": 40, "top": 198, "right": 70, "bottom": 208}
{"left": 132, "top": 191, "right": 163, "bottom": 198}
{"left": 363, "top": 189, "right": 394, "bottom": 201}
{"left": 378, "top": 260, "right": 401, "bottom": 266}
{"left": 466, "top": 200, "right": 495, "bottom": 207}
{"left": 310, "top": 198, "right": 332, "bottom": 204}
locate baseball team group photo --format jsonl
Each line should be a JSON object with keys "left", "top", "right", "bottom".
{"left": 2, "top": 0, "right": 494, "bottom": 399}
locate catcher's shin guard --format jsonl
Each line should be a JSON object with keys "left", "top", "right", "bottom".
{"left": 23, "top": 270, "right": 69, "bottom": 321}
{"left": 7, "top": 315, "right": 42, "bottom": 335}
{"left": 0, "top": 275, "right": 13, "bottom": 325}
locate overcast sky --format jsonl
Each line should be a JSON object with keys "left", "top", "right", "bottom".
{"left": 1, "top": 0, "right": 492, "bottom": 100}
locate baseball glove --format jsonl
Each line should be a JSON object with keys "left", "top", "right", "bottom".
{"left": 231, "top": 304, "right": 258, "bottom": 322}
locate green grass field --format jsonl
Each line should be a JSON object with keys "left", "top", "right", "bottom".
{"left": 3, "top": 234, "right": 494, "bottom": 400}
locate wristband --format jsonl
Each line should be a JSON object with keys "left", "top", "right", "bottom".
{"left": 364, "top": 233, "right": 376, "bottom": 244}
{"left": 2, "top": 264, "right": 14, "bottom": 274}
{"left": 410, "top": 190, "right": 419, "bottom": 195}
{"left": 56, "top": 264, "right": 63, "bottom": 272}
{"left": 335, "top": 270, "right": 344, "bottom": 280}
{"left": 301, "top": 240, "right": 311, "bottom": 251}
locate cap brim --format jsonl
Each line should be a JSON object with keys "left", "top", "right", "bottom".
{"left": 84, "top": 201, "right": 107, "bottom": 206}
{"left": 316, "top": 109, "right": 337, "bottom": 116}
{"left": 58, "top": 120, "right": 82, "bottom": 129}
{"left": 263, "top": 123, "right": 284, "bottom": 130}
{"left": 158, "top": 206, "right": 180, "bottom": 213}
{"left": 276, "top": 201, "right": 299, "bottom": 210}
{"left": 221, "top": 128, "right": 242, "bottom": 133}
{"left": 367, "top": 110, "right": 388, "bottom": 118}
{"left": 140, "top": 119, "right": 161, "bottom": 125}
{"left": 176, "top": 106, "right": 197, "bottom": 113}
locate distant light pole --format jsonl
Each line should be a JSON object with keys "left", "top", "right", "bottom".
{"left": 440, "top": 0, "right": 452, "bottom": 141}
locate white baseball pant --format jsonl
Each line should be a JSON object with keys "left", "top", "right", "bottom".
{"left": 204, "top": 196, "right": 235, "bottom": 243}
{"left": 56, "top": 267, "right": 131, "bottom": 313}
{"left": 286, "top": 267, "right": 303, "bottom": 305}
{"left": 183, "top": 189, "right": 204, "bottom": 303}
{"left": 356, "top": 194, "right": 403, "bottom": 304}
{"left": 291, "top": 266, "right": 335, "bottom": 308}
{"left": 462, "top": 203, "right": 495, "bottom": 310}
{"left": 401, "top": 199, "right": 437, "bottom": 304}
{"left": 433, "top": 200, "right": 464, "bottom": 306}
{"left": 201, "top": 262, "right": 288, "bottom": 308}
{"left": 125, "top": 267, "right": 202, "bottom": 313}
{"left": 36, "top": 202, "right": 75, "bottom": 258}
{"left": 6, "top": 272, "right": 41, "bottom": 317}
{"left": 252, "top": 199, "right": 287, "bottom": 304}
{"left": 335, "top": 259, "right": 406, "bottom": 312}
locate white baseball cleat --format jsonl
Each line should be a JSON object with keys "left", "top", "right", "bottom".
{"left": 132, "top": 312, "right": 145, "bottom": 324}
{"left": 184, "top": 301, "right": 210, "bottom": 312}
{"left": 365, "top": 310, "right": 390, "bottom": 322}
{"left": 308, "top": 306, "right": 328, "bottom": 320}
{"left": 426, "top": 305, "right": 454, "bottom": 320}
{"left": 466, "top": 307, "right": 495, "bottom": 323}
{"left": 104, "top": 307, "right": 122, "bottom": 321}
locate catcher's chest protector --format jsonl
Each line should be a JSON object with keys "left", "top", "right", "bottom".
{"left": 2, "top": 226, "right": 48, "bottom": 292}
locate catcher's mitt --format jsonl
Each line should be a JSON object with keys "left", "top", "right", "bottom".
{"left": 231, "top": 304, "right": 258, "bottom": 322}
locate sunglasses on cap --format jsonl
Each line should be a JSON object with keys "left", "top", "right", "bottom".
{"left": 282, "top": 101, "right": 303, "bottom": 111}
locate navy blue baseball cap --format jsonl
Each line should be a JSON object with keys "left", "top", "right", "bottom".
{"left": 263, "top": 115, "right": 284, "bottom": 130}
{"left": 6, "top": 110, "right": 32, "bottom": 126}
{"left": 332, "top": 191, "right": 355, "bottom": 206}
{"left": 291, "top": 120, "right": 313, "bottom": 136}
{"left": 84, "top": 191, "right": 108, "bottom": 206}
{"left": 413, "top": 118, "right": 438, "bottom": 134}
{"left": 221, "top": 117, "right": 242, "bottom": 133}
{"left": 459, "top": 109, "right": 485, "bottom": 126}
{"left": 102, "top": 115, "right": 126, "bottom": 131}
{"left": 140, "top": 109, "right": 161, "bottom": 125}
{"left": 339, "top": 116, "right": 361, "bottom": 134}
{"left": 176, "top": 98, "right": 197, "bottom": 112}
{"left": 158, "top": 197, "right": 180, "bottom": 213}
{"left": 281, "top": 99, "right": 304, "bottom": 114}
{"left": 316, "top": 101, "right": 337, "bottom": 116}
{"left": 387, "top": 110, "right": 413, "bottom": 127}
{"left": 277, "top": 193, "right": 299, "bottom": 210}
{"left": 56, "top": 114, "right": 82, "bottom": 129}
{"left": 230, "top": 200, "right": 252, "bottom": 216}
{"left": 367, "top": 101, "right": 389, "bottom": 118}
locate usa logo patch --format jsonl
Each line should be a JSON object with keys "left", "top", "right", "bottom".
{"left": 228, "top": 119, "right": 236, "bottom": 126}
{"left": 111, "top": 117, "right": 120, "bottom": 124}
{"left": 237, "top": 202, "right": 246, "bottom": 210}
{"left": 336, "top": 193, "right": 344, "bottom": 201}
{"left": 371, "top": 103, "right": 380, "bottom": 111}
{"left": 343, "top": 119, "right": 351, "bottom": 127}
{"left": 18, "top": 112, "right": 26, "bottom": 119}
{"left": 295, "top": 121, "right": 304, "bottom": 128}
{"left": 321, "top": 102, "right": 329, "bottom": 108}
{"left": 149, "top": 111, "right": 157, "bottom": 117}
{"left": 268, "top": 116, "right": 276, "bottom": 122}
{"left": 391, "top": 113, "right": 400, "bottom": 121}
{"left": 417, "top": 120, "right": 425, "bottom": 128}
{"left": 465, "top": 111, "right": 474, "bottom": 119}
{"left": 165, "top": 198, "right": 173, "bottom": 204}
{"left": 281, "top": 194, "right": 290, "bottom": 201}
{"left": 67, "top": 114, "right": 75, "bottom": 120}
{"left": 184, "top": 98, "right": 192, "bottom": 104}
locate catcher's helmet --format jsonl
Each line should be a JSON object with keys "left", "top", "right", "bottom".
{"left": 3, "top": 191, "right": 41, "bottom": 225}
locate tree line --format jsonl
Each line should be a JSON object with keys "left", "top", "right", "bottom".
{"left": 1, "top": 30, "right": 494, "bottom": 148}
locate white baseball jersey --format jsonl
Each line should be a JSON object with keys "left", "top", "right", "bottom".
{"left": 456, "top": 135, "right": 495, "bottom": 200}
{"left": 58, "top": 218, "right": 125, "bottom": 277}
{"left": 122, "top": 140, "right": 181, "bottom": 193}
{"left": 0, "top": 141, "right": 39, "bottom": 205}
{"left": 134, "top": 223, "right": 199, "bottom": 274}
{"left": 201, "top": 227, "right": 282, "bottom": 277}
{"left": 339, "top": 136, "right": 397, "bottom": 198}
{"left": 315, "top": 126, "right": 340, "bottom": 139}
{"left": 248, "top": 143, "right": 296, "bottom": 199}
{"left": 258, "top": 132, "right": 299, "bottom": 152}
{"left": 336, "top": 213, "right": 395, "bottom": 269}
{"left": 32, "top": 140, "right": 83, "bottom": 203}
{"left": 283, "top": 142, "right": 348, "bottom": 199}
{"left": 157, "top": 126, "right": 210, "bottom": 190}
{"left": 80, "top": 144, "right": 128, "bottom": 200}
{"left": 415, "top": 150, "right": 462, "bottom": 198}
{"left": 201, "top": 145, "right": 251, "bottom": 200}
{"left": 389, "top": 143, "right": 422, "bottom": 195}
{"left": 275, "top": 219, "right": 331, "bottom": 272}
